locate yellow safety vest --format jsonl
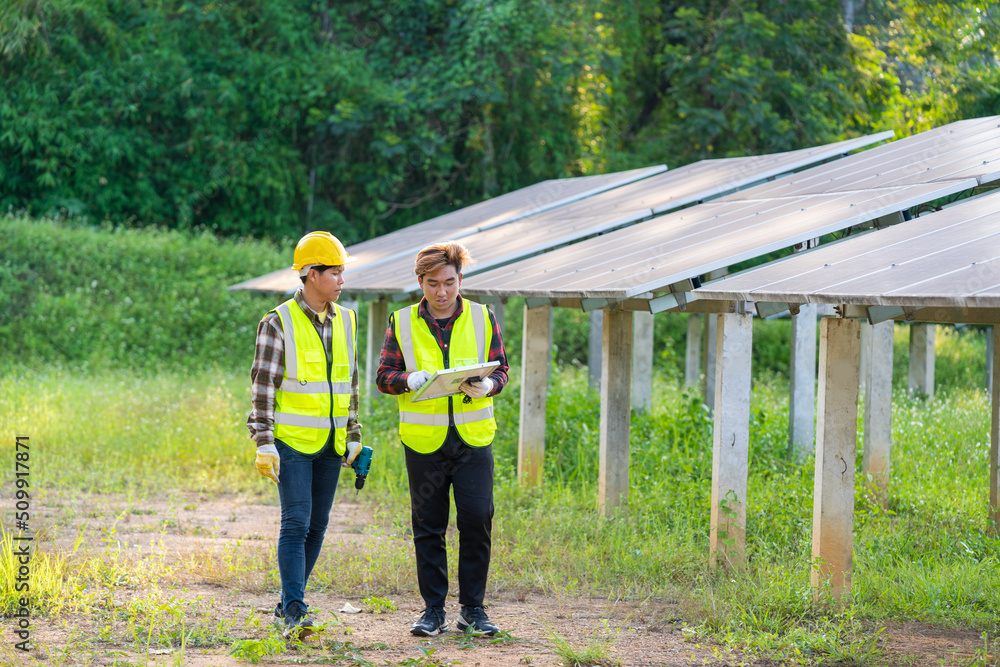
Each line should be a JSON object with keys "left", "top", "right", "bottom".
{"left": 393, "top": 300, "right": 496, "bottom": 453}
{"left": 269, "top": 299, "right": 355, "bottom": 455}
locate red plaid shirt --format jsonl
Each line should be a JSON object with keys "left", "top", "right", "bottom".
{"left": 376, "top": 295, "right": 509, "bottom": 396}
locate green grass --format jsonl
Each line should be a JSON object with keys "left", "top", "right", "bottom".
{"left": 0, "top": 321, "right": 997, "bottom": 664}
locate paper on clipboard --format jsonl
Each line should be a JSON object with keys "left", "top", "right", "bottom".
{"left": 410, "top": 361, "right": 500, "bottom": 402}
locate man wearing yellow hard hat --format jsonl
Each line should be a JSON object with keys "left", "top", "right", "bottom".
{"left": 246, "top": 231, "right": 364, "bottom": 639}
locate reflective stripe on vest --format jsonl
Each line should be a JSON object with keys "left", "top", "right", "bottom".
{"left": 393, "top": 300, "right": 497, "bottom": 453}
{"left": 270, "top": 299, "right": 355, "bottom": 455}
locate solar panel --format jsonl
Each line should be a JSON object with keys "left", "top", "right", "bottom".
{"left": 335, "top": 133, "right": 893, "bottom": 298}
{"left": 227, "top": 164, "right": 665, "bottom": 293}
{"left": 691, "top": 190, "right": 1000, "bottom": 309}
{"left": 462, "top": 117, "right": 1000, "bottom": 303}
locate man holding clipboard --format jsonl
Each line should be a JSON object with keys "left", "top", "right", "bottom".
{"left": 376, "top": 241, "right": 508, "bottom": 637}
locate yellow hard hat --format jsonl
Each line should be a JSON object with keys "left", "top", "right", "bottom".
{"left": 291, "top": 231, "right": 350, "bottom": 272}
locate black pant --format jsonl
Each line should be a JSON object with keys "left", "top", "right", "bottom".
{"left": 405, "top": 427, "right": 494, "bottom": 608}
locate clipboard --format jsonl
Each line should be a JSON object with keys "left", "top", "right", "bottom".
{"left": 410, "top": 361, "right": 500, "bottom": 402}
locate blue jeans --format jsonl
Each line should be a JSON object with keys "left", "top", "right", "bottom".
{"left": 275, "top": 438, "right": 342, "bottom": 614}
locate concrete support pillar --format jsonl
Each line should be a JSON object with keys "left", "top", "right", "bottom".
{"left": 811, "top": 317, "right": 860, "bottom": 602}
{"left": 859, "top": 321, "right": 871, "bottom": 397}
{"left": 908, "top": 323, "right": 935, "bottom": 397}
{"left": 702, "top": 312, "right": 719, "bottom": 411}
{"left": 599, "top": 309, "right": 633, "bottom": 514}
{"left": 991, "top": 325, "right": 1000, "bottom": 529}
{"left": 490, "top": 300, "right": 505, "bottom": 333}
{"left": 632, "top": 311, "right": 655, "bottom": 413}
{"left": 366, "top": 299, "right": 389, "bottom": 405}
{"left": 518, "top": 304, "right": 552, "bottom": 488}
{"left": 709, "top": 313, "right": 753, "bottom": 571}
{"left": 588, "top": 310, "right": 603, "bottom": 390}
{"left": 862, "top": 321, "right": 894, "bottom": 502}
{"left": 987, "top": 326, "right": 994, "bottom": 394}
{"left": 685, "top": 314, "right": 702, "bottom": 390}
{"left": 789, "top": 304, "right": 818, "bottom": 463}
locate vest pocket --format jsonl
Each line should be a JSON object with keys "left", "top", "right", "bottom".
{"left": 303, "top": 349, "right": 325, "bottom": 378}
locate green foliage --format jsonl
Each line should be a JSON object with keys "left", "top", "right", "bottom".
{"left": 3, "top": 1, "right": 995, "bottom": 241}
{"left": 605, "top": 0, "right": 884, "bottom": 169}
{"left": 229, "top": 631, "right": 287, "bottom": 663}
{"left": 545, "top": 620, "right": 618, "bottom": 667}
{"left": 0, "top": 0, "right": 611, "bottom": 239}
{"left": 362, "top": 595, "right": 397, "bottom": 614}
{"left": 0, "top": 213, "right": 287, "bottom": 372}
{"left": 853, "top": 0, "right": 1000, "bottom": 131}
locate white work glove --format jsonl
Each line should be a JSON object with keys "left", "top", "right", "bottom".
{"left": 255, "top": 444, "right": 280, "bottom": 483}
{"left": 406, "top": 370, "right": 432, "bottom": 392}
{"left": 459, "top": 377, "right": 494, "bottom": 400}
{"left": 343, "top": 440, "right": 361, "bottom": 466}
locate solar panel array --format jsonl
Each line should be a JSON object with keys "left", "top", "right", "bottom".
{"left": 461, "top": 117, "right": 1000, "bottom": 302}
{"left": 691, "top": 190, "right": 1000, "bottom": 309}
{"left": 336, "top": 133, "right": 891, "bottom": 297}
{"left": 227, "top": 165, "right": 665, "bottom": 293}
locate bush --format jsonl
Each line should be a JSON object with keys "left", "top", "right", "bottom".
{"left": 0, "top": 214, "right": 289, "bottom": 372}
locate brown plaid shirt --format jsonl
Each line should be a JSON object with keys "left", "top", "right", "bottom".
{"left": 247, "top": 288, "right": 362, "bottom": 448}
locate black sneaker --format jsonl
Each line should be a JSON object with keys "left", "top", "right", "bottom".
{"left": 456, "top": 606, "right": 498, "bottom": 636}
{"left": 274, "top": 601, "right": 284, "bottom": 620}
{"left": 283, "top": 602, "right": 315, "bottom": 640}
{"left": 410, "top": 606, "right": 448, "bottom": 636}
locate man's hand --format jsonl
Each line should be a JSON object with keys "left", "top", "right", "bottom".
{"left": 406, "top": 370, "right": 432, "bottom": 392}
{"left": 255, "top": 444, "right": 280, "bottom": 483}
{"left": 459, "top": 377, "right": 494, "bottom": 400}
{"left": 344, "top": 440, "right": 362, "bottom": 466}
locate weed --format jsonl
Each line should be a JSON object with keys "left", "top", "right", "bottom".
{"left": 545, "top": 620, "right": 619, "bottom": 667}
{"left": 362, "top": 595, "right": 397, "bottom": 613}
{"left": 229, "top": 630, "right": 287, "bottom": 663}
{"left": 397, "top": 646, "right": 458, "bottom": 666}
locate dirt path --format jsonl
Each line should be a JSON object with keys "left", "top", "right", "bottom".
{"left": 5, "top": 492, "right": 990, "bottom": 666}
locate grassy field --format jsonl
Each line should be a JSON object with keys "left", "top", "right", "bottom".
{"left": 1, "top": 320, "right": 998, "bottom": 665}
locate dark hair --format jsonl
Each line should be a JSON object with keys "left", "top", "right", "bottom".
{"left": 299, "top": 264, "right": 334, "bottom": 284}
